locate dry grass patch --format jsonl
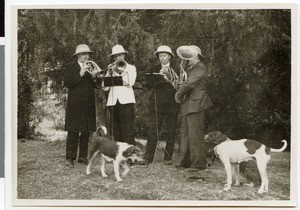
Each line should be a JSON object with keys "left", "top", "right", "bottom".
{"left": 17, "top": 139, "right": 290, "bottom": 200}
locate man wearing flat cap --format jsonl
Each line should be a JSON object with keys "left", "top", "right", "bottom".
{"left": 175, "top": 45, "right": 213, "bottom": 171}
{"left": 104, "top": 44, "right": 137, "bottom": 145}
{"left": 64, "top": 44, "right": 98, "bottom": 167}
{"left": 141, "top": 45, "right": 180, "bottom": 165}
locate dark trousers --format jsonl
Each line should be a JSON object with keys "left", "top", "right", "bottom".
{"left": 66, "top": 131, "right": 90, "bottom": 160}
{"left": 145, "top": 112, "right": 178, "bottom": 162}
{"left": 109, "top": 101, "right": 135, "bottom": 145}
{"left": 179, "top": 111, "right": 206, "bottom": 169}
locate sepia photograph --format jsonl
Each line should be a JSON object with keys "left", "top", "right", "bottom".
{"left": 10, "top": 3, "right": 297, "bottom": 207}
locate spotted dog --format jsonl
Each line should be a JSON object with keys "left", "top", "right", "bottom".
{"left": 86, "top": 126, "right": 144, "bottom": 181}
{"left": 205, "top": 131, "right": 287, "bottom": 194}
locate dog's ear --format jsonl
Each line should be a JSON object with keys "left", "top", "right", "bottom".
{"left": 123, "top": 146, "right": 137, "bottom": 158}
{"left": 205, "top": 131, "right": 221, "bottom": 144}
{"left": 213, "top": 131, "right": 227, "bottom": 144}
{"left": 206, "top": 143, "right": 216, "bottom": 166}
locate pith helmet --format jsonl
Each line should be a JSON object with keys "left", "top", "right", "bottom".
{"left": 176, "top": 45, "right": 197, "bottom": 60}
{"left": 190, "top": 45, "right": 204, "bottom": 57}
{"left": 73, "top": 44, "right": 93, "bottom": 56}
{"left": 154, "top": 45, "right": 175, "bottom": 58}
{"left": 110, "top": 44, "right": 128, "bottom": 57}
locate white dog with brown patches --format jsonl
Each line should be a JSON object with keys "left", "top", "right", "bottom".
{"left": 205, "top": 131, "right": 287, "bottom": 194}
{"left": 86, "top": 126, "right": 144, "bottom": 182}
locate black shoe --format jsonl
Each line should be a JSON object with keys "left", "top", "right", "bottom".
{"left": 136, "top": 159, "right": 150, "bottom": 165}
{"left": 164, "top": 160, "right": 172, "bottom": 166}
{"left": 77, "top": 158, "right": 89, "bottom": 165}
{"left": 66, "top": 159, "right": 74, "bottom": 166}
{"left": 175, "top": 164, "right": 188, "bottom": 170}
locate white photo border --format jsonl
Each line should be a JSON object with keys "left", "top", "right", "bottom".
{"left": 6, "top": 1, "right": 298, "bottom": 208}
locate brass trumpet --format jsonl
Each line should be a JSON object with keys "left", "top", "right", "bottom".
{"left": 83, "top": 60, "right": 104, "bottom": 78}
{"left": 107, "top": 60, "right": 127, "bottom": 75}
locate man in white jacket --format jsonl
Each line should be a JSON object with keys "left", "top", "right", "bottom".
{"left": 105, "top": 45, "right": 137, "bottom": 145}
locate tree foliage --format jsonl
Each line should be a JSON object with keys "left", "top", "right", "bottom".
{"left": 18, "top": 9, "right": 291, "bottom": 148}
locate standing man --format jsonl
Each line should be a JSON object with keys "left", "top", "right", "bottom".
{"left": 105, "top": 44, "right": 137, "bottom": 145}
{"left": 142, "top": 46, "right": 180, "bottom": 165}
{"left": 64, "top": 44, "right": 98, "bottom": 166}
{"left": 175, "top": 45, "right": 213, "bottom": 171}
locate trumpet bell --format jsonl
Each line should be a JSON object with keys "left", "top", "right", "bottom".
{"left": 176, "top": 45, "right": 197, "bottom": 60}
{"left": 116, "top": 60, "right": 126, "bottom": 71}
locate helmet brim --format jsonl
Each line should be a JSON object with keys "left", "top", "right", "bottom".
{"left": 109, "top": 51, "right": 128, "bottom": 57}
{"left": 154, "top": 51, "right": 175, "bottom": 58}
{"left": 72, "top": 50, "right": 93, "bottom": 57}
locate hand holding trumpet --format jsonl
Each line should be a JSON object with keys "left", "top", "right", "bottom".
{"left": 107, "top": 60, "right": 127, "bottom": 75}
{"left": 82, "top": 60, "right": 103, "bottom": 78}
{"left": 158, "top": 66, "right": 181, "bottom": 90}
{"left": 159, "top": 66, "right": 171, "bottom": 79}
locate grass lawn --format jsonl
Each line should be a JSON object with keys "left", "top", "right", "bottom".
{"left": 17, "top": 139, "right": 290, "bottom": 200}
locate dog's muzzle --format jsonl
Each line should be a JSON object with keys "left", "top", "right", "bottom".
{"left": 128, "top": 154, "right": 144, "bottom": 163}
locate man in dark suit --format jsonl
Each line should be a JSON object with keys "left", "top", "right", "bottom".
{"left": 175, "top": 45, "right": 213, "bottom": 171}
{"left": 64, "top": 44, "right": 98, "bottom": 166}
{"left": 142, "top": 46, "right": 180, "bottom": 165}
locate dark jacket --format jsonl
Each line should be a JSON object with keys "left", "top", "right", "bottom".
{"left": 176, "top": 61, "right": 212, "bottom": 116}
{"left": 144, "top": 63, "right": 180, "bottom": 113}
{"left": 64, "top": 61, "right": 96, "bottom": 132}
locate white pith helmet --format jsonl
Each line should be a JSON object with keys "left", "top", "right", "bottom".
{"left": 110, "top": 44, "right": 128, "bottom": 57}
{"left": 176, "top": 45, "right": 197, "bottom": 60}
{"left": 73, "top": 44, "right": 93, "bottom": 56}
{"left": 190, "top": 45, "right": 204, "bottom": 57}
{"left": 154, "top": 45, "right": 175, "bottom": 58}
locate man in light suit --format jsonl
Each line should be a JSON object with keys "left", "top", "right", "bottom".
{"left": 105, "top": 44, "right": 137, "bottom": 145}
{"left": 175, "top": 45, "right": 213, "bottom": 171}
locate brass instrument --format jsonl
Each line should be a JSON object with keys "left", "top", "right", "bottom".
{"left": 83, "top": 60, "right": 104, "bottom": 78}
{"left": 107, "top": 60, "right": 127, "bottom": 75}
{"left": 159, "top": 66, "right": 180, "bottom": 90}
{"left": 178, "top": 60, "right": 188, "bottom": 87}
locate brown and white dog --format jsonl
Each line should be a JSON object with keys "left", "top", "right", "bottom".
{"left": 205, "top": 131, "right": 287, "bottom": 194}
{"left": 86, "top": 126, "right": 144, "bottom": 182}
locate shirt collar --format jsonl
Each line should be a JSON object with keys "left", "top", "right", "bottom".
{"left": 161, "top": 62, "right": 170, "bottom": 67}
{"left": 78, "top": 61, "right": 84, "bottom": 68}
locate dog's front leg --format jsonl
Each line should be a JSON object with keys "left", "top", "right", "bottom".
{"left": 121, "top": 162, "right": 130, "bottom": 177}
{"left": 100, "top": 155, "right": 108, "bottom": 178}
{"left": 223, "top": 161, "right": 232, "bottom": 191}
{"left": 113, "top": 161, "right": 122, "bottom": 182}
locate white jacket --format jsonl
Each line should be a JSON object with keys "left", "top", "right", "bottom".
{"left": 105, "top": 62, "right": 137, "bottom": 106}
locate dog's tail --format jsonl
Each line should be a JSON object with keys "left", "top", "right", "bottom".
{"left": 100, "top": 126, "right": 107, "bottom": 135}
{"left": 96, "top": 126, "right": 107, "bottom": 137}
{"left": 270, "top": 140, "right": 287, "bottom": 153}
